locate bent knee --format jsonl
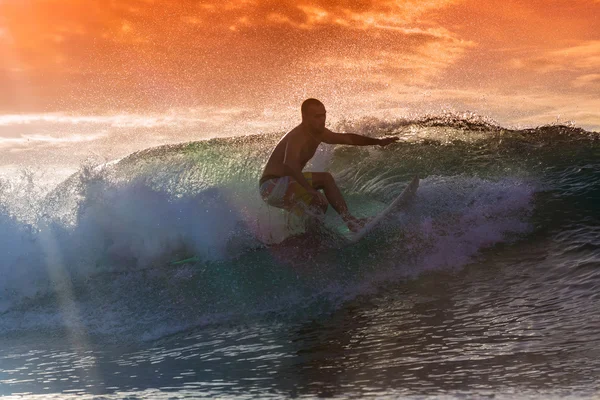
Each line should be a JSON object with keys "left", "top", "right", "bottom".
{"left": 312, "top": 172, "right": 334, "bottom": 188}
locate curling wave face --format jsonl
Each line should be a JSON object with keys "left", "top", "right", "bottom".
{"left": 0, "top": 115, "right": 598, "bottom": 341}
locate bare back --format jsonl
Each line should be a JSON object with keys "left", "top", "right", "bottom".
{"left": 261, "top": 125, "right": 320, "bottom": 180}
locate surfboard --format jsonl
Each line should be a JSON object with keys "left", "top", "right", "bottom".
{"left": 170, "top": 256, "right": 201, "bottom": 265}
{"left": 169, "top": 176, "right": 419, "bottom": 264}
{"left": 346, "top": 175, "right": 419, "bottom": 243}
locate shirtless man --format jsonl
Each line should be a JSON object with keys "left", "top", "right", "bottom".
{"left": 259, "top": 98, "right": 399, "bottom": 232}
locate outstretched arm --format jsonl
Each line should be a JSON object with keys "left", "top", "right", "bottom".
{"left": 322, "top": 128, "right": 399, "bottom": 147}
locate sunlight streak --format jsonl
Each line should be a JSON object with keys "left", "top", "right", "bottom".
{"left": 37, "top": 226, "right": 103, "bottom": 390}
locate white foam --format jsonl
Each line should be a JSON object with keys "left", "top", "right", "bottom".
{"left": 0, "top": 155, "right": 538, "bottom": 340}
{"left": 398, "top": 175, "right": 534, "bottom": 273}
{"left": 0, "top": 172, "right": 262, "bottom": 312}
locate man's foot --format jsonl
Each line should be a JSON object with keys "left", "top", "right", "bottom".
{"left": 346, "top": 216, "right": 370, "bottom": 233}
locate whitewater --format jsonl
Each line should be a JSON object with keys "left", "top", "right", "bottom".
{"left": 0, "top": 114, "right": 598, "bottom": 399}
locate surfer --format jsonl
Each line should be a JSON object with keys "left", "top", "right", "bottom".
{"left": 259, "top": 98, "right": 399, "bottom": 232}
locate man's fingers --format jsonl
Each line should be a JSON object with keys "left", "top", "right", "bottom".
{"left": 380, "top": 137, "right": 399, "bottom": 146}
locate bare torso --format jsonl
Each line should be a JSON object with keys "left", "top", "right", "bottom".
{"left": 261, "top": 124, "right": 320, "bottom": 181}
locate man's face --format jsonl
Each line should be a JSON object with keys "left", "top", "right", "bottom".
{"left": 305, "top": 104, "right": 326, "bottom": 134}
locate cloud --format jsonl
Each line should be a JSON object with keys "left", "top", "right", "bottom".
{"left": 0, "top": 0, "right": 461, "bottom": 68}
{"left": 510, "top": 40, "right": 600, "bottom": 73}
{"left": 573, "top": 73, "right": 600, "bottom": 88}
{"left": 0, "top": 132, "right": 108, "bottom": 150}
{"left": 1, "top": 0, "right": 598, "bottom": 135}
{"left": 549, "top": 41, "right": 600, "bottom": 69}
{"left": 261, "top": 0, "right": 459, "bottom": 30}
{"left": 0, "top": 0, "right": 472, "bottom": 112}
{"left": 313, "top": 27, "right": 475, "bottom": 86}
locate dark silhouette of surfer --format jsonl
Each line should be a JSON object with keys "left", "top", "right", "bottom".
{"left": 259, "top": 99, "right": 398, "bottom": 232}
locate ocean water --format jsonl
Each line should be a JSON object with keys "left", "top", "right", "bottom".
{"left": 0, "top": 115, "right": 599, "bottom": 399}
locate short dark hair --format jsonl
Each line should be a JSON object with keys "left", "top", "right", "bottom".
{"left": 301, "top": 98, "right": 324, "bottom": 116}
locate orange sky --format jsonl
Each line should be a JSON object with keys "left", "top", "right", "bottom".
{"left": 1, "top": 0, "right": 599, "bottom": 129}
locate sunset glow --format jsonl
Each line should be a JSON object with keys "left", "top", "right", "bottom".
{"left": 1, "top": 0, "right": 599, "bottom": 130}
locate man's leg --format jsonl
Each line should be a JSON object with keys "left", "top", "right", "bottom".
{"left": 282, "top": 173, "right": 328, "bottom": 216}
{"left": 311, "top": 172, "right": 367, "bottom": 231}
{"left": 310, "top": 172, "right": 348, "bottom": 216}
{"left": 261, "top": 175, "right": 328, "bottom": 235}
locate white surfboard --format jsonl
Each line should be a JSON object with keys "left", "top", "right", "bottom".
{"left": 347, "top": 175, "right": 419, "bottom": 243}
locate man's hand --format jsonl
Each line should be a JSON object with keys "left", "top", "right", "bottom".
{"left": 378, "top": 137, "right": 399, "bottom": 147}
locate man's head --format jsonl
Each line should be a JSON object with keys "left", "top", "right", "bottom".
{"left": 301, "top": 98, "right": 326, "bottom": 134}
